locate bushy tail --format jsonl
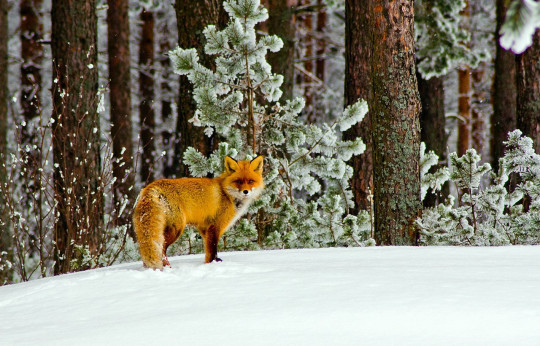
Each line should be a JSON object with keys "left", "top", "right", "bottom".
{"left": 133, "top": 189, "right": 166, "bottom": 270}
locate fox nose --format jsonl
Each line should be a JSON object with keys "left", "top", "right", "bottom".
{"left": 243, "top": 190, "right": 249, "bottom": 195}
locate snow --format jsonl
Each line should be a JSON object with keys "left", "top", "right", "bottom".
{"left": 500, "top": 0, "right": 540, "bottom": 54}
{"left": 1, "top": 246, "right": 540, "bottom": 345}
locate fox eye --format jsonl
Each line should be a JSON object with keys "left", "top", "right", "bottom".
{"left": 234, "top": 180, "right": 242, "bottom": 184}
{"left": 248, "top": 179, "right": 254, "bottom": 184}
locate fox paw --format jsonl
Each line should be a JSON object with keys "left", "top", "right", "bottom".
{"left": 215, "top": 257, "right": 222, "bottom": 262}
{"left": 162, "top": 257, "right": 171, "bottom": 267}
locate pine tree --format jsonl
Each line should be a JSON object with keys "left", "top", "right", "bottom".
{"left": 0, "top": 0, "right": 11, "bottom": 284}
{"left": 267, "top": 0, "right": 297, "bottom": 100}
{"left": 499, "top": 0, "right": 540, "bottom": 54}
{"left": 139, "top": 7, "right": 156, "bottom": 184}
{"left": 371, "top": 0, "right": 422, "bottom": 245}
{"left": 173, "top": 0, "right": 226, "bottom": 178}
{"left": 418, "top": 131, "right": 540, "bottom": 245}
{"left": 20, "top": 0, "right": 43, "bottom": 165}
{"left": 107, "top": 0, "right": 135, "bottom": 237}
{"left": 51, "top": 0, "right": 102, "bottom": 274}
{"left": 516, "top": 29, "right": 540, "bottom": 153}
{"left": 343, "top": 0, "right": 373, "bottom": 212}
{"left": 491, "top": 0, "right": 517, "bottom": 172}
{"left": 169, "top": 0, "right": 371, "bottom": 250}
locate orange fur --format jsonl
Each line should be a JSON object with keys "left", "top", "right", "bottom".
{"left": 133, "top": 156, "right": 264, "bottom": 269}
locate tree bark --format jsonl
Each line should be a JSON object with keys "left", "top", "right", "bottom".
{"left": 158, "top": 12, "right": 174, "bottom": 178}
{"left": 371, "top": 0, "right": 421, "bottom": 245}
{"left": 139, "top": 9, "right": 155, "bottom": 184}
{"left": 173, "top": 0, "right": 225, "bottom": 178}
{"left": 457, "top": 1, "right": 470, "bottom": 157}
{"left": 457, "top": 67, "right": 471, "bottom": 156}
{"left": 107, "top": 0, "right": 135, "bottom": 237}
{"left": 516, "top": 30, "right": 540, "bottom": 153}
{"left": 302, "top": 1, "right": 314, "bottom": 121}
{"left": 52, "top": 0, "right": 102, "bottom": 274}
{"left": 0, "top": 0, "right": 12, "bottom": 285}
{"left": 20, "top": 0, "right": 43, "bottom": 155}
{"left": 267, "top": 0, "right": 297, "bottom": 101}
{"left": 471, "top": 65, "right": 486, "bottom": 155}
{"left": 417, "top": 73, "right": 448, "bottom": 207}
{"left": 343, "top": 0, "right": 373, "bottom": 212}
{"left": 491, "top": 0, "right": 516, "bottom": 172}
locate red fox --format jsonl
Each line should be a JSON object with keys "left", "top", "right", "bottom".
{"left": 133, "top": 156, "right": 264, "bottom": 269}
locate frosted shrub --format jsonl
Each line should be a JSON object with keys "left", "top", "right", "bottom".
{"left": 417, "top": 130, "right": 540, "bottom": 245}
{"left": 169, "top": 0, "right": 372, "bottom": 250}
{"left": 415, "top": 0, "right": 487, "bottom": 78}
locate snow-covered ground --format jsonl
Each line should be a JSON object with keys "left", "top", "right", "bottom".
{"left": 1, "top": 246, "right": 539, "bottom": 345}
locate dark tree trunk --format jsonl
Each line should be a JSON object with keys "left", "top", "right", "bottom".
{"left": 343, "top": 0, "right": 373, "bottom": 212}
{"left": 173, "top": 0, "right": 225, "bottom": 178}
{"left": 302, "top": 1, "right": 314, "bottom": 121}
{"left": 158, "top": 12, "right": 174, "bottom": 178}
{"left": 417, "top": 73, "right": 448, "bottom": 207}
{"left": 516, "top": 30, "right": 540, "bottom": 153}
{"left": 457, "top": 1, "right": 470, "bottom": 157}
{"left": 107, "top": 0, "right": 135, "bottom": 237}
{"left": 139, "top": 9, "right": 155, "bottom": 184}
{"left": 491, "top": 0, "right": 516, "bottom": 171}
{"left": 267, "top": 0, "right": 297, "bottom": 101}
{"left": 20, "top": 0, "right": 43, "bottom": 156}
{"left": 19, "top": 0, "right": 43, "bottom": 265}
{"left": 371, "top": 0, "right": 421, "bottom": 245}
{"left": 51, "top": 0, "right": 102, "bottom": 274}
{"left": 315, "top": 0, "right": 326, "bottom": 83}
{"left": 457, "top": 67, "right": 471, "bottom": 156}
{"left": 0, "top": 0, "right": 12, "bottom": 285}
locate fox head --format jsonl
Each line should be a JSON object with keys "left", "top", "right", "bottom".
{"left": 223, "top": 156, "right": 265, "bottom": 201}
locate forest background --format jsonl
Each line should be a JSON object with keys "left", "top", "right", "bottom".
{"left": 0, "top": 0, "right": 539, "bottom": 285}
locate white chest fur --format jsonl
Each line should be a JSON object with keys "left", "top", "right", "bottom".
{"left": 226, "top": 199, "right": 252, "bottom": 231}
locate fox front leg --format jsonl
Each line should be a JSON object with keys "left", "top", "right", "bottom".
{"left": 203, "top": 225, "right": 222, "bottom": 263}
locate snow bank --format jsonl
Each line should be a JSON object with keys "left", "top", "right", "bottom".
{"left": 1, "top": 247, "right": 539, "bottom": 345}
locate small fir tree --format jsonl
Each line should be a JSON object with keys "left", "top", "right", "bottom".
{"left": 417, "top": 130, "right": 540, "bottom": 245}
{"left": 169, "top": 0, "right": 371, "bottom": 251}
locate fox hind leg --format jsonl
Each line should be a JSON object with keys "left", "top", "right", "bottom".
{"left": 162, "top": 225, "right": 185, "bottom": 267}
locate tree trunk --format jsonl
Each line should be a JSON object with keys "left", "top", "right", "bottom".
{"left": 343, "top": 0, "right": 373, "bottom": 212}
{"left": 20, "top": 0, "right": 43, "bottom": 158}
{"left": 139, "top": 9, "right": 155, "bottom": 184}
{"left": 457, "top": 1, "right": 470, "bottom": 157}
{"left": 371, "top": 0, "right": 421, "bottom": 245}
{"left": 267, "top": 0, "right": 297, "bottom": 101}
{"left": 158, "top": 12, "right": 174, "bottom": 178}
{"left": 107, "top": 0, "right": 135, "bottom": 237}
{"left": 302, "top": 1, "right": 314, "bottom": 122}
{"left": 491, "top": 0, "right": 516, "bottom": 172}
{"left": 457, "top": 68, "right": 471, "bottom": 156}
{"left": 516, "top": 30, "right": 540, "bottom": 153}
{"left": 0, "top": 0, "right": 12, "bottom": 285}
{"left": 173, "top": 0, "right": 225, "bottom": 178}
{"left": 19, "top": 0, "right": 43, "bottom": 265}
{"left": 312, "top": 0, "right": 326, "bottom": 121}
{"left": 471, "top": 65, "right": 486, "bottom": 155}
{"left": 51, "top": 0, "right": 102, "bottom": 274}
{"left": 417, "top": 73, "right": 448, "bottom": 207}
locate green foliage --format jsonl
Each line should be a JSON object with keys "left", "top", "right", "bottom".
{"left": 169, "top": 0, "right": 372, "bottom": 252}
{"left": 415, "top": 0, "right": 488, "bottom": 78}
{"left": 417, "top": 130, "right": 540, "bottom": 245}
{"left": 500, "top": 0, "right": 540, "bottom": 54}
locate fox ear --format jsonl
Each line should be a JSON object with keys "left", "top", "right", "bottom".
{"left": 250, "top": 155, "right": 264, "bottom": 174}
{"left": 224, "top": 156, "right": 239, "bottom": 174}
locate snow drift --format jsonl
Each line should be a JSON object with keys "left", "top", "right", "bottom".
{"left": 1, "top": 247, "right": 539, "bottom": 345}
